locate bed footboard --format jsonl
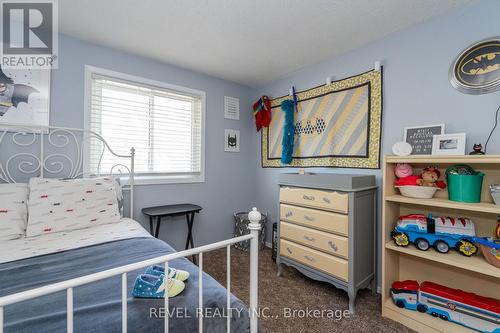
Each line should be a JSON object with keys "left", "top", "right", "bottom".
{"left": 0, "top": 208, "right": 262, "bottom": 333}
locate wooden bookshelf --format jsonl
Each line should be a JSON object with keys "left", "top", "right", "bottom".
{"left": 381, "top": 155, "right": 500, "bottom": 333}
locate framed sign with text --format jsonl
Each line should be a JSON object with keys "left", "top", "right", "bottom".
{"left": 403, "top": 124, "right": 445, "bottom": 155}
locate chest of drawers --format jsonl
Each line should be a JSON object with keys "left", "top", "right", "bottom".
{"left": 277, "top": 173, "right": 377, "bottom": 314}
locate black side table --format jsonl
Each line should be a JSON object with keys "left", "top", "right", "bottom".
{"left": 142, "top": 203, "right": 202, "bottom": 264}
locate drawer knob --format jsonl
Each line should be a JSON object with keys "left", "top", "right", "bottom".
{"left": 304, "top": 235, "right": 315, "bottom": 242}
{"left": 286, "top": 247, "right": 292, "bottom": 254}
{"left": 304, "top": 255, "right": 315, "bottom": 262}
{"left": 304, "top": 215, "right": 315, "bottom": 222}
{"left": 328, "top": 241, "right": 338, "bottom": 252}
{"left": 303, "top": 195, "right": 315, "bottom": 201}
{"left": 285, "top": 211, "right": 293, "bottom": 218}
{"left": 323, "top": 197, "right": 331, "bottom": 204}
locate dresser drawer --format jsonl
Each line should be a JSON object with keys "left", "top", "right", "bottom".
{"left": 280, "top": 239, "right": 348, "bottom": 281}
{"left": 280, "top": 222, "right": 348, "bottom": 259}
{"left": 280, "top": 186, "right": 348, "bottom": 213}
{"left": 280, "top": 204, "right": 348, "bottom": 236}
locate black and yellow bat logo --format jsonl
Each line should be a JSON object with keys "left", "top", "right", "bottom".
{"left": 452, "top": 38, "right": 500, "bottom": 93}
{"left": 461, "top": 52, "right": 499, "bottom": 76}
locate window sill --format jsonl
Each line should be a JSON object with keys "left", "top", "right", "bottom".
{"left": 119, "top": 174, "right": 205, "bottom": 186}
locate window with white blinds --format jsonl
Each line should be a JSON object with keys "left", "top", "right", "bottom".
{"left": 86, "top": 67, "right": 205, "bottom": 183}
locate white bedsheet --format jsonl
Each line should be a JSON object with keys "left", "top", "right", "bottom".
{"left": 0, "top": 218, "right": 152, "bottom": 264}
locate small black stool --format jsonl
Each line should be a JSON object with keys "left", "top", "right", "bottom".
{"left": 142, "top": 203, "right": 202, "bottom": 264}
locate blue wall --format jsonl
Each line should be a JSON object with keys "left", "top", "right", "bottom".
{"left": 26, "top": 0, "right": 500, "bottom": 287}
{"left": 50, "top": 34, "right": 257, "bottom": 249}
{"left": 249, "top": 0, "right": 500, "bottom": 287}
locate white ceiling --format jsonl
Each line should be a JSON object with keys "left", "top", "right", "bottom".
{"left": 59, "top": 0, "right": 472, "bottom": 87}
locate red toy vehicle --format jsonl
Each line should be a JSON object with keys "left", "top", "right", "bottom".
{"left": 391, "top": 280, "right": 500, "bottom": 333}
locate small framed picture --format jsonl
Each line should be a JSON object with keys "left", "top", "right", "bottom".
{"left": 432, "top": 133, "right": 466, "bottom": 155}
{"left": 224, "top": 129, "right": 240, "bottom": 152}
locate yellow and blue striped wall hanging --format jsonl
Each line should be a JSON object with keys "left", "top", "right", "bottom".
{"left": 261, "top": 69, "right": 383, "bottom": 169}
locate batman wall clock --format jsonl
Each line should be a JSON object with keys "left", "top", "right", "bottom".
{"left": 0, "top": 66, "right": 50, "bottom": 127}
{"left": 449, "top": 37, "right": 500, "bottom": 94}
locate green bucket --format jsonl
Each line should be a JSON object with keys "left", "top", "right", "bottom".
{"left": 446, "top": 168, "right": 484, "bottom": 203}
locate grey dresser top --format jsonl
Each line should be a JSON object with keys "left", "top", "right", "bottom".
{"left": 278, "top": 173, "right": 377, "bottom": 192}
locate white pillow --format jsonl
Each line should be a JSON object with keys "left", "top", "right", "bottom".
{"left": 26, "top": 177, "right": 121, "bottom": 237}
{"left": 0, "top": 183, "right": 29, "bottom": 241}
{"left": 114, "top": 178, "right": 124, "bottom": 216}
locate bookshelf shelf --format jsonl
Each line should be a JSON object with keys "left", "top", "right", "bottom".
{"left": 385, "top": 195, "right": 500, "bottom": 214}
{"left": 385, "top": 242, "right": 500, "bottom": 279}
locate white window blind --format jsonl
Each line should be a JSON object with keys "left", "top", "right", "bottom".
{"left": 88, "top": 72, "right": 203, "bottom": 181}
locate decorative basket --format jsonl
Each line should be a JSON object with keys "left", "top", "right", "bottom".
{"left": 233, "top": 212, "right": 267, "bottom": 251}
{"left": 446, "top": 165, "right": 484, "bottom": 203}
{"left": 490, "top": 184, "right": 500, "bottom": 205}
{"left": 395, "top": 185, "right": 440, "bottom": 199}
{"left": 479, "top": 242, "right": 500, "bottom": 269}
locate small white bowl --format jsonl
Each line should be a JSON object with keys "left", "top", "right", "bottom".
{"left": 396, "top": 185, "right": 440, "bottom": 199}
{"left": 392, "top": 142, "right": 412, "bottom": 156}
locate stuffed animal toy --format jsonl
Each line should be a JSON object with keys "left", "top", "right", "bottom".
{"left": 416, "top": 167, "right": 446, "bottom": 188}
{"left": 253, "top": 95, "right": 271, "bottom": 132}
{"left": 395, "top": 175, "right": 421, "bottom": 186}
{"left": 281, "top": 99, "right": 295, "bottom": 165}
{"left": 394, "top": 163, "right": 419, "bottom": 186}
{"left": 395, "top": 163, "right": 413, "bottom": 178}
{"left": 394, "top": 164, "right": 447, "bottom": 189}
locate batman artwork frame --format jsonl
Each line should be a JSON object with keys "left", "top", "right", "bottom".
{"left": 224, "top": 129, "right": 240, "bottom": 152}
{"left": 449, "top": 36, "right": 500, "bottom": 95}
{"left": 0, "top": 66, "right": 50, "bottom": 127}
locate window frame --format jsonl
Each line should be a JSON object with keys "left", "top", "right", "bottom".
{"left": 84, "top": 65, "right": 206, "bottom": 185}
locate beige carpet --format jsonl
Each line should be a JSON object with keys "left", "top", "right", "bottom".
{"left": 203, "top": 247, "right": 414, "bottom": 333}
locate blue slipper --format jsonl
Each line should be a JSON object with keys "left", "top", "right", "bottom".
{"left": 132, "top": 274, "right": 185, "bottom": 298}
{"left": 145, "top": 265, "right": 190, "bottom": 282}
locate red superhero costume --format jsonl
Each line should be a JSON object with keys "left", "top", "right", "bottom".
{"left": 253, "top": 95, "right": 271, "bottom": 131}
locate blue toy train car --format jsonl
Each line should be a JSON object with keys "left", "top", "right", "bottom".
{"left": 391, "top": 214, "right": 478, "bottom": 256}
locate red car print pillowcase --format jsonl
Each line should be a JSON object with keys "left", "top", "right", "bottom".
{"left": 0, "top": 184, "right": 29, "bottom": 241}
{"left": 26, "top": 177, "right": 122, "bottom": 237}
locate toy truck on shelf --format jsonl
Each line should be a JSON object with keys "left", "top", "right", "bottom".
{"left": 391, "top": 214, "right": 478, "bottom": 256}
{"left": 391, "top": 280, "right": 500, "bottom": 333}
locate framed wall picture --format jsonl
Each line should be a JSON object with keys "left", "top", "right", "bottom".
{"left": 432, "top": 133, "right": 466, "bottom": 155}
{"left": 0, "top": 66, "right": 51, "bottom": 128}
{"left": 403, "top": 124, "right": 445, "bottom": 155}
{"left": 224, "top": 129, "right": 240, "bottom": 152}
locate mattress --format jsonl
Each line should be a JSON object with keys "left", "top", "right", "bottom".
{"left": 0, "top": 218, "right": 151, "bottom": 264}
{"left": 0, "top": 223, "right": 251, "bottom": 332}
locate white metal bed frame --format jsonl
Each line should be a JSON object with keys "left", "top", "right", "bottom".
{"left": 0, "top": 124, "right": 260, "bottom": 333}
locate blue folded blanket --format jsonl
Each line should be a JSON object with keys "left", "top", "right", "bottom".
{"left": 0, "top": 237, "right": 250, "bottom": 333}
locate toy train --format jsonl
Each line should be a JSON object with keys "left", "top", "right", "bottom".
{"left": 391, "top": 280, "right": 500, "bottom": 333}
{"left": 391, "top": 214, "right": 478, "bottom": 256}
